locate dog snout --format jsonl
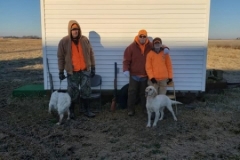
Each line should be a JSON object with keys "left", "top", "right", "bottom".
{"left": 145, "top": 91, "right": 148, "bottom": 97}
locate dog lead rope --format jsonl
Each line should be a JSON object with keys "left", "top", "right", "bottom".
{"left": 59, "top": 80, "right": 62, "bottom": 91}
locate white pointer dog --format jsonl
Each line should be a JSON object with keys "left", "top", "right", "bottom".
{"left": 145, "top": 86, "right": 182, "bottom": 127}
{"left": 48, "top": 91, "right": 71, "bottom": 125}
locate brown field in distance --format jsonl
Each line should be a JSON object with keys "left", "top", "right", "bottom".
{"left": 0, "top": 38, "right": 240, "bottom": 83}
{"left": 208, "top": 39, "right": 240, "bottom": 83}
{"left": 208, "top": 39, "right": 240, "bottom": 49}
{"left": 0, "top": 39, "right": 43, "bottom": 82}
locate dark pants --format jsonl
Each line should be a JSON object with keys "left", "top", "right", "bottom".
{"left": 127, "top": 76, "right": 148, "bottom": 112}
{"left": 67, "top": 71, "right": 91, "bottom": 103}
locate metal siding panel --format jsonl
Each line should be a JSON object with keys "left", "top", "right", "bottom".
{"left": 42, "top": 0, "right": 210, "bottom": 91}
{"left": 46, "top": 28, "right": 206, "bottom": 33}
{"left": 45, "top": 0, "right": 207, "bottom": 5}
{"left": 45, "top": 17, "right": 205, "bottom": 24}
{"left": 45, "top": 9, "right": 206, "bottom": 15}
{"left": 44, "top": 14, "right": 206, "bottom": 19}
{"left": 45, "top": 32, "right": 206, "bottom": 38}
{"left": 45, "top": 4, "right": 207, "bottom": 9}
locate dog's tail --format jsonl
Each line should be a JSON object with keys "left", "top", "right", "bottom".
{"left": 171, "top": 100, "right": 182, "bottom": 105}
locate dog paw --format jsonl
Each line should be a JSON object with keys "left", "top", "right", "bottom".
{"left": 146, "top": 124, "right": 151, "bottom": 127}
{"left": 56, "top": 122, "right": 61, "bottom": 125}
{"left": 174, "top": 118, "right": 178, "bottom": 121}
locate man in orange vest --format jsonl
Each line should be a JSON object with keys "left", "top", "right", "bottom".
{"left": 57, "top": 20, "right": 96, "bottom": 119}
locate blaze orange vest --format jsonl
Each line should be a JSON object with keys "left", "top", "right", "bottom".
{"left": 71, "top": 42, "right": 86, "bottom": 71}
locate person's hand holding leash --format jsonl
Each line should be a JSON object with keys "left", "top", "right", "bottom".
{"left": 59, "top": 72, "right": 66, "bottom": 80}
{"left": 90, "top": 67, "right": 95, "bottom": 78}
{"left": 151, "top": 78, "right": 157, "bottom": 84}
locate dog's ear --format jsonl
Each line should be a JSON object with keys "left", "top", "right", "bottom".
{"left": 152, "top": 87, "right": 157, "bottom": 97}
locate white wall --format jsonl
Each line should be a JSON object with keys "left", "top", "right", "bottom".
{"left": 41, "top": 0, "right": 210, "bottom": 91}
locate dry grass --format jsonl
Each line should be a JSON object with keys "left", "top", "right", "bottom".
{"left": 208, "top": 39, "right": 240, "bottom": 49}
{"left": 207, "top": 40, "right": 240, "bottom": 83}
{"left": 0, "top": 39, "right": 42, "bottom": 59}
{"left": 0, "top": 39, "right": 43, "bottom": 82}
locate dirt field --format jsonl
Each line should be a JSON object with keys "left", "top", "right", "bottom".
{"left": 0, "top": 39, "right": 240, "bottom": 159}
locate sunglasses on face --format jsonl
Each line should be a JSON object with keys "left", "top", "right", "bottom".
{"left": 139, "top": 35, "right": 147, "bottom": 38}
{"left": 71, "top": 28, "right": 79, "bottom": 31}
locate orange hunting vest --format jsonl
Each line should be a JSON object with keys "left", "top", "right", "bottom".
{"left": 71, "top": 42, "right": 86, "bottom": 71}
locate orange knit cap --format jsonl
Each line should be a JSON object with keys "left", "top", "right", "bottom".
{"left": 138, "top": 29, "right": 147, "bottom": 36}
{"left": 71, "top": 23, "right": 79, "bottom": 30}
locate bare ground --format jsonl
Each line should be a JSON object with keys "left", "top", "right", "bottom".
{"left": 0, "top": 39, "right": 240, "bottom": 159}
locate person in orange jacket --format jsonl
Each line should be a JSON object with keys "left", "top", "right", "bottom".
{"left": 146, "top": 37, "right": 173, "bottom": 94}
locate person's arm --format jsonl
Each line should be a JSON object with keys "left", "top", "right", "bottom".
{"left": 57, "top": 39, "right": 65, "bottom": 72}
{"left": 165, "top": 54, "right": 173, "bottom": 79}
{"left": 145, "top": 53, "right": 154, "bottom": 79}
{"left": 123, "top": 46, "right": 132, "bottom": 72}
{"left": 161, "top": 44, "right": 170, "bottom": 54}
{"left": 86, "top": 39, "right": 96, "bottom": 77}
{"left": 87, "top": 39, "right": 95, "bottom": 68}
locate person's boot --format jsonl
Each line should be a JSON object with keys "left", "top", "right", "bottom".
{"left": 69, "top": 102, "right": 75, "bottom": 120}
{"left": 82, "top": 99, "right": 95, "bottom": 118}
{"left": 128, "top": 110, "right": 135, "bottom": 116}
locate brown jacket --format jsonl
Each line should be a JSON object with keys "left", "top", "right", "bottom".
{"left": 123, "top": 38, "right": 152, "bottom": 76}
{"left": 57, "top": 20, "right": 95, "bottom": 74}
{"left": 146, "top": 49, "right": 173, "bottom": 80}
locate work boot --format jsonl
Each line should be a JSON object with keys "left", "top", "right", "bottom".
{"left": 82, "top": 99, "right": 95, "bottom": 118}
{"left": 127, "top": 109, "right": 135, "bottom": 116}
{"left": 128, "top": 111, "right": 135, "bottom": 116}
{"left": 69, "top": 102, "right": 75, "bottom": 120}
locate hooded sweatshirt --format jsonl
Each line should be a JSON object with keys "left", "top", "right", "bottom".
{"left": 145, "top": 48, "right": 173, "bottom": 80}
{"left": 57, "top": 20, "right": 95, "bottom": 74}
{"left": 123, "top": 35, "right": 152, "bottom": 76}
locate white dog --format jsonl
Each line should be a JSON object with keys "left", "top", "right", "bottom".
{"left": 145, "top": 86, "right": 182, "bottom": 127}
{"left": 48, "top": 91, "right": 71, "bottom": 125}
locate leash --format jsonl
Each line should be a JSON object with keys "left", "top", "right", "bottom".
{"left": 58, "top": 79, "right": 65, "bottom": 92}
{"left": 59, "top": 80, "right": 62, "bottom": 90}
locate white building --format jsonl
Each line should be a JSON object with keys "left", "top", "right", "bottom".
{"left": 40, "top": 0, "right": 211, "bottom": 91}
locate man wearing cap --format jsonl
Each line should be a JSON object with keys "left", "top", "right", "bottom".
{"left": 146, "top": 37, "right": 173, "bottom": 95}
{"left": 123, "top": 29, "right": 152, "bottom": 116}
{"left": 57, "top": 20, "right": 96, "bottom": 119}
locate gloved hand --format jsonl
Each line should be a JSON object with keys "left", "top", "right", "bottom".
{"left": 150, "top": 78, "right": 157, "bottom": 84}
{"left": 167, "top": 78, "right": 172, "bottom": 85}
{"left": 59, "top": 72, "right": 66, "bottom": 80}
{"left": 123, "top": 71, "right": 130, "bottom": 78}
{"left": 90, "top": 67, "right": 95, "bottom": 78}
{"left": 164, "top": 48, "right": 169, "bottom": 54}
